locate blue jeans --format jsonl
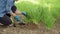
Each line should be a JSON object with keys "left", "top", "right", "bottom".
{"left": 0, "top": 5, "right": 17, "bottom": 26}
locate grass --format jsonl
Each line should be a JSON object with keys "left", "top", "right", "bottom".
{"left": 15, "top": 0, "right": 60, "bottom": 29}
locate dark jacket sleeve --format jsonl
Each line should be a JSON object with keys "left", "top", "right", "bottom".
{"left": 11, "top": 5, "right": 17, "bottom": 13}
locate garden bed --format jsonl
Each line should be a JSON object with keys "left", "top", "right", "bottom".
{"left": 0, "top": 14, "right": 60, "bottom": 34}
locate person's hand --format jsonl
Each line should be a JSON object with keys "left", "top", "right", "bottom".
{"left": 14, "top": 15, "right": 25, "bottom": 25}
{"left": 14, "top": 15, "right": 20, "bottom": 21}
{"left": 10, "top": 12, "right": 20, "bottom": 21}
{"left": 22, "top": 11, "right": 27, "bottom": 16}
{"left": 10, "top": 12, "right": 16, "bottom": 16}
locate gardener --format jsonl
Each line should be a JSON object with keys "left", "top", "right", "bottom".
{"left": 0, "top": 0, "right": 26, "bottom": 26}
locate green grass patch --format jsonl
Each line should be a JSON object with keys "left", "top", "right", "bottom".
{"left": 15, "top": 0, "right": 60, "bottom": 29}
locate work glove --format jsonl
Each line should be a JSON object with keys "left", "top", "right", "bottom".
{"left": 14, "top": 15, "right": 20, "bottom": 21}
{"left": 14, "top": 15, "right": 25, "bottom": 25}
{"left": 21, "top": 11, "right": 27, "bottom": 16}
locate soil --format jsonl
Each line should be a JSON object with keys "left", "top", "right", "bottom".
{"left": 0, "top": 15, "right": 60, "bottom": 34}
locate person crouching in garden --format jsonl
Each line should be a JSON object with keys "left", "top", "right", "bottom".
{"left": 0, "top": 0, "right": 26, "bottom": 26}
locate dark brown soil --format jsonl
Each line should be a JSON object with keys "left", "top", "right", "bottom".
{"left": 0, "top": 15, "right": 60, "bottom": 34}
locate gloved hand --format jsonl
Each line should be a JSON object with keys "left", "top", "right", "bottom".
{"left": 14, "top": 15, "right": 20, "bottom": 21}
{"left": 14, "top": 15, "right": 25, "bottom": 25}
{"left": 21, "top": 11, "right": 27, "bottom": 16}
